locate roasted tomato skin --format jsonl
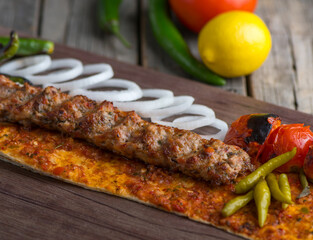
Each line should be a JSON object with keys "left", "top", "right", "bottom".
{"left": 224, "top": 113, "right": 281, "bottom": 162}
{"left": 258, "top": 124, "right": 313, "bottom": 173}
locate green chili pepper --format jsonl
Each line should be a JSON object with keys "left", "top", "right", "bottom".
{"left": 266, "top": 173, "right": 292, "bottom": 204}
{"left": 97, "top": 0, "right": 130, "bottom": 48}
{"left": 278, "top": 174, "right": 291, "bottom": 209}
{"left": 0, "top": 35, "right": 53, "bottom": 56}
{"left": 235, "top": 147, "right": 297, "bottom": 194}
{"left": 299, "top": 168, "right": 309, "bottom": 189}
{"left": 221, "top": 190, "right": 254, "bottom": 217}
{"left": 0, "top": 31, "right": 19, "bottom": 61}
{"left": 254, "top": 178, "right": 271, "bottom": 227}
{"left": 297, "top": 168, "right": 310, "bottom": 199}
{"left": 148, "top": 0, "right": 225, "bottom": 86}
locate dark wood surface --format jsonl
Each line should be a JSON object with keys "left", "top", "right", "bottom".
{"left": 1, "top": 31, "right": 313, "bottom": 240}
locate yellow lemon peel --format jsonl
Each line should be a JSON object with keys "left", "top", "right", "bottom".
{"left": 198, "top": 11, "right": 272, "bottom": 78}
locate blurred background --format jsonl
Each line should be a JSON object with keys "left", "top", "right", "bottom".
{"left": 0, "top": 0, "right": 313, "bottom": 114}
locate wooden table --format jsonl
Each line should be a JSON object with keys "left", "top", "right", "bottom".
{"left": 1, "top": 1, "right": 313, "bottom": 240}
{"left": 1, "top": 0, "right": 313, "bottom": 113}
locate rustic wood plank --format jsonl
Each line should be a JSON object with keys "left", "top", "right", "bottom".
{"left": 292, "top": 35, "right": 313, "bottom": 113}
{"left": 285, "top": 0, "right": 313, "bottom": 114}
{"left": 140, "top": 0, "right": 247, "bottom": 95}
{"left": 40, "top": 0, "right": 70, "bottom": 43}
{"left": 62, "top": 0, "right": 138, "bottom": 65}
{"left": 0, "top": 0, "right": 41, "bottom": 36}
{"left": 249, "top": 0, "right": 297, "bottom": 110}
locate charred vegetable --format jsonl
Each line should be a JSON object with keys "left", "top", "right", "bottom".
{"left": 224, "top": 113, "right": 281, "bottom": 162}
{"left": 0, "top": 31, "right": 19, "bottom": 62}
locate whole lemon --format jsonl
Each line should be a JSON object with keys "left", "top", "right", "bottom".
{"left": 198, "top": 11, "right": 272, "bottom": 78}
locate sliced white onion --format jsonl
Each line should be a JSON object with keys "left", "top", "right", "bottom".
{"left": 114, "top": 89, "right": 174, "bottom": 112}
{"left": 0, "top": 55, "right": 51, "bottom": 76}
{"left": 27, "top": 58, "right": 83, "bottom": 85}
{"left": 69, "top": 78, "right": 142, "bottom": 102}
{"left": 43, "top": 63, "right": 114, "bottom": 91}
{"left": 180, "top": 104, "right": 215, "bottom": 119}
{"left": 151, "top": 104, "right": 215, "bottom": 130}
{"left": 172, "top": 116, "right": 201, "bottom": 122}
{"left": 200, "top": 118, "right": 228, "bottom": 141}
{"left": 136, "top": 96, "right": 194, "bottom": 118}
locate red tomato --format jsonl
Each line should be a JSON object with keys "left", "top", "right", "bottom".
{"left": 169, "top": 0, "right": 258, "bottom": 33}
{"left": 257, "top": 124, "right": 313, "bottom": 173}
{"left": 224, "top": 113, "right": 281, "bottom": 163}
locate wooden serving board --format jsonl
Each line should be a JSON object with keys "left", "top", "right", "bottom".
{"left": 1, "top": 41, "right": 313, "bottom": 240}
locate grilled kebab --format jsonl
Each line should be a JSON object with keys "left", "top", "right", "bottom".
{"left": 0, "top": 75, "right": 252, "bottom": 185}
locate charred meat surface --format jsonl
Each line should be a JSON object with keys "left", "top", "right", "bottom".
{"left": 0, "top": 74, "right": 20, "bottom": 98}
{"left": 0, "top": 76, "right": 252, "bottom": 185}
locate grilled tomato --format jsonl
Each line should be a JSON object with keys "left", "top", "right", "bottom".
{"left": 257, "top": 124, "right": 313, "bottom": 172}
{"left": 224, "top": 113, "right": 281, "bottom": 163}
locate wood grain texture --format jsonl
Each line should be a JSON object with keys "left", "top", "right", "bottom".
{"left": 0, "top": 0, "right": 40, "bottom": 36}
{"left": 250, "top": 0, "right": 313, "bottom": 114}
{"left": 40, "top": 0, "right": 71, "bottom": 43}
{"left": 286, "top": 0, "right": 313, "bottom": 114}
{"left": 1, "top": 33, "right": 313, "bottom": 239}
{"left": 63, "top": 0, "right": 138, "bottom": 65}
{"left": 250, "top": 0, "right": 297, "bottom": 110}
{"left": 40, "top": 0, "right": 138, "bottom": 65}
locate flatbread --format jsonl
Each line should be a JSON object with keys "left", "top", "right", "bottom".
{"left": 0, "top": 122, "right": 312, "bottom": 240}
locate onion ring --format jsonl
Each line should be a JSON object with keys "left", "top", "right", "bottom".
{"left": 200, "top": 118, "right": 229, "bottom": 141}
{"left": 0, "top": 55, "right": 51, "bottom": 76}
{"left": 136, "top": 95, "right": 194, "bottom": 118}
{"left": 70, "top": 78, "right": 142, "bottom": 102}
{"left": 114, "top": 89, "right": 174, "bottom": 113}
{"left": 43, "top": 64, "right": 114, "bottom": 91}
{"left": 151, "top": 104, "right": 215, "bottom": 130}
{"left": 27, "top": 58, "right": 83, "bottom": 85}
